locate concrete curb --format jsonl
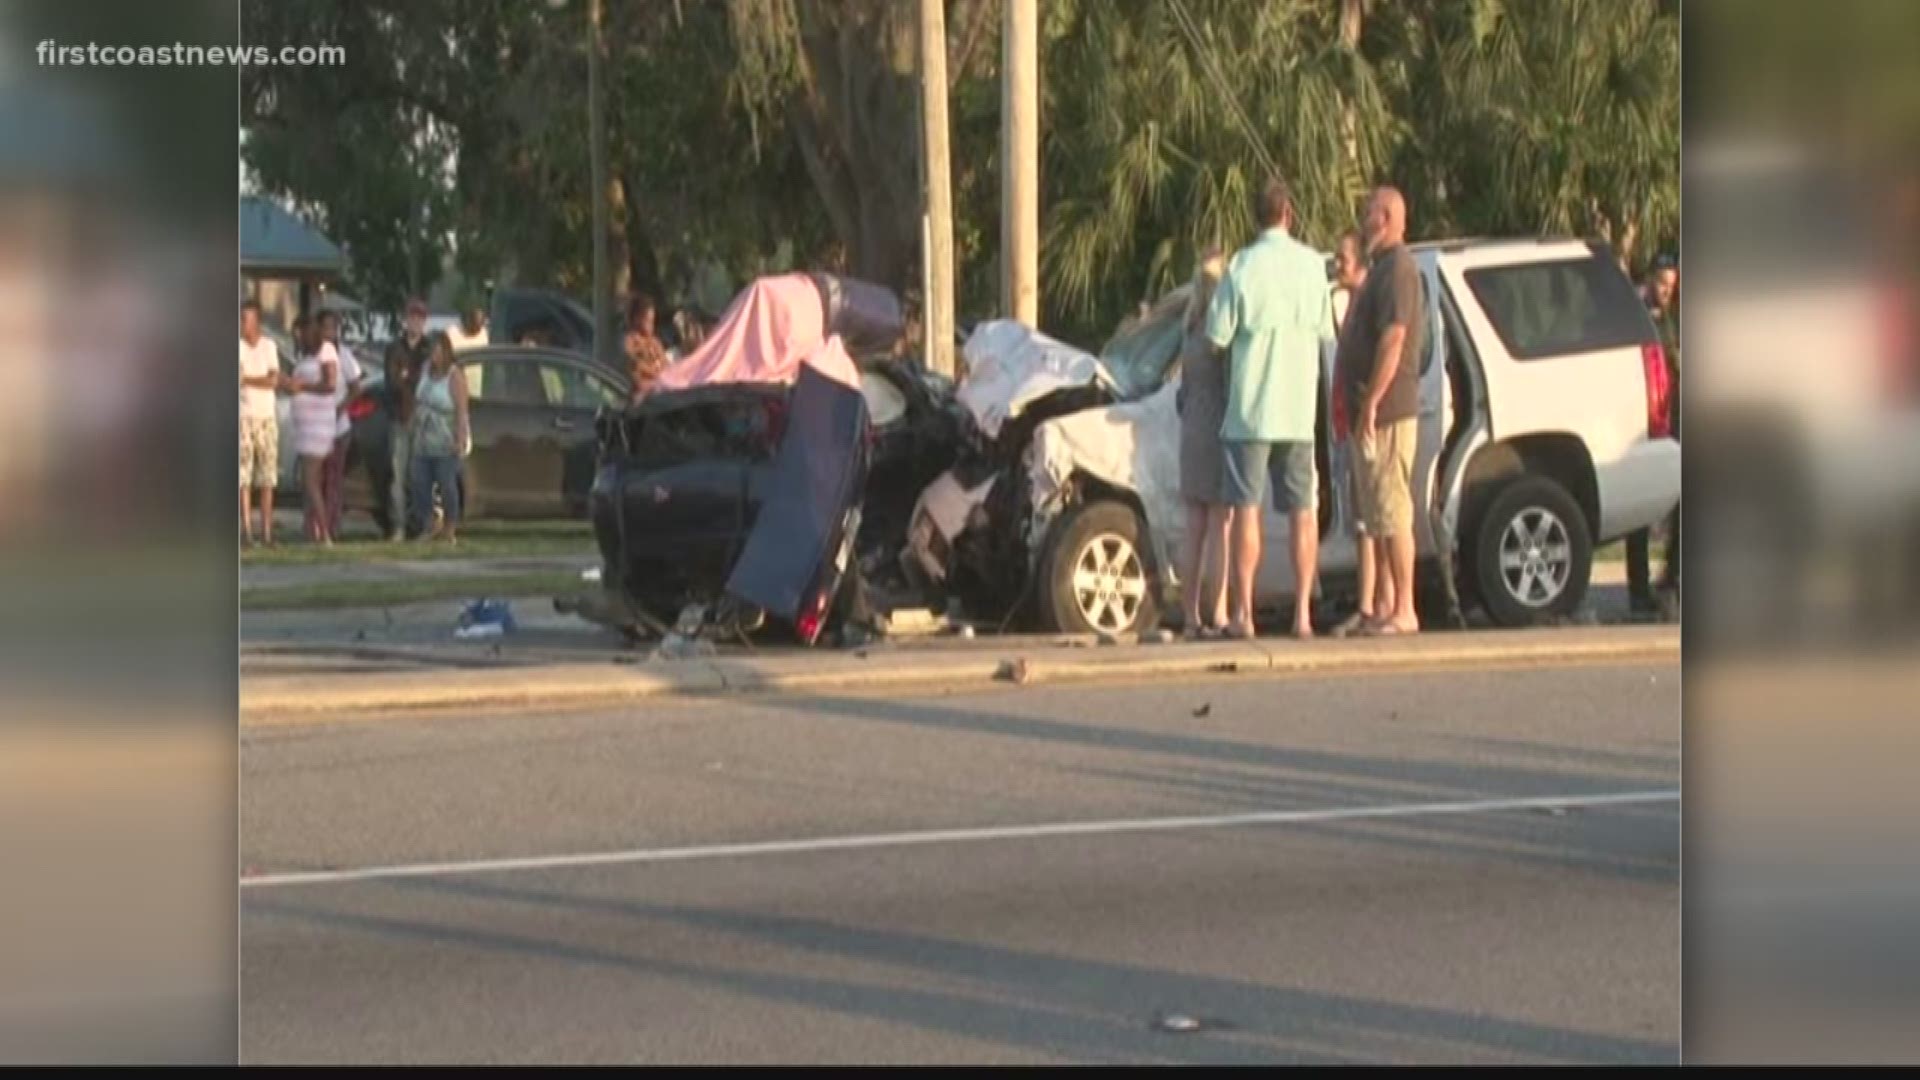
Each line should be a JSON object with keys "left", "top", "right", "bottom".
{"left": 240, "top": 625, "right": 1679, "bottom": 726}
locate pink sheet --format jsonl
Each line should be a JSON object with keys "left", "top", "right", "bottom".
{"left": 649, "top": 273, "right": 861, "bottom": 394}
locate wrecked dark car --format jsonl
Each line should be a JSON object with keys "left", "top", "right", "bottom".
{"left": 585, "top": 272, "right": 964, "bottom": 645}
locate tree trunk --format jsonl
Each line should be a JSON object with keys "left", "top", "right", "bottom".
{"left": 610, "top": 175, "right": 632, "bottom": 305}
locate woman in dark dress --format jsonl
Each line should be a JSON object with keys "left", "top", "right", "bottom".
{"left": 1177, "top": 249, "right": 1231, "bottom": 638}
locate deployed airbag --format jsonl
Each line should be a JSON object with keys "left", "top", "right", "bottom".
{"left": 957, "top": 320, "right": 1116, "bottom": 440}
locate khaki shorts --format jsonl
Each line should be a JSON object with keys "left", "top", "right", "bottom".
{"left": 241, "top": 416, "right": 279, "bottom": 490}
{"left": 1359, "top": 417, "right": 1417, "bottom": 538}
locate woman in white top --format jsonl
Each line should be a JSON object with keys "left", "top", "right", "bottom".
{"left": 288, "top": 316, "right": 340, "bottom": 544}
{"left": 318, "top": 311, "right": 364, "bottom": 538}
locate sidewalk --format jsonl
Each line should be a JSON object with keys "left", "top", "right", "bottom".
{"left": 239, "top": 559, "right": 1666, "bottom": 724}
{"left": 243, "top": 560, "right": 1637, "bottom": 647}
{"left": 242, "top": 620, "right": 1679, "bottom": 726}
{"left": 242, "top": 555, "right": 598, "bottom": 594}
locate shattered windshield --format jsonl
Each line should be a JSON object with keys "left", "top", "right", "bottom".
{"left": 1098, "top": 284, "right": 1194, "bottom": 401}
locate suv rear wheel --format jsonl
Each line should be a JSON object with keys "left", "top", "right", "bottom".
{"left": 1472, "top": 476, "right": 1593, "bottom": 627}
{"left": 1040, "top": 501, "right": 1160, "bottom": 636}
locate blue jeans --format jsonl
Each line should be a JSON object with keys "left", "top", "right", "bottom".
{"left": 409, "top": 453, "right": 463, "bottom": 536}
{"left": 387, "top": 426, "right": 413, "bottom": 537}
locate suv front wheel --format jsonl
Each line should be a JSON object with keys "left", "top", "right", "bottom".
{"left": 1472, "top": 476, "right": 1593, "bottom": 627}
{"left": 1039, "top": 501, "right": 1161, "bottom": 636}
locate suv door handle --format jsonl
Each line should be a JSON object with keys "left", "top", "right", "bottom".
{"left": 552, "top": 416, "right": 577, "bottom": 431}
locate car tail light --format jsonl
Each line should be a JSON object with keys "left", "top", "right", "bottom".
{"left": 795, "top": 588, "right": 831, "bottom": 645}
{"left": 1642, "top": 342, "right": 1673, "bottom": 440}
{"left": 346, "top": 394, "right": 378, "bottom": 422}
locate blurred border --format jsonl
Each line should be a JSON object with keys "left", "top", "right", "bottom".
{"left": 1684, "top": 0, "right": 1920, "bottom": 1063}
{"left": 1, "top": 0, "right": 238, "bottom": 1064}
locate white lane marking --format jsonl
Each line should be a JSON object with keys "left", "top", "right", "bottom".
{"left": 241, "top": 790, "right": 1679, "bottom": 891}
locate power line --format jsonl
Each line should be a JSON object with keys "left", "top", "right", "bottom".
{"left": 1167, "top": 0, "right": 1280, "bottom": 180}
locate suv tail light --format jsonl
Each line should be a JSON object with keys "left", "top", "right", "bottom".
{"left": 1642, "top": 342, "right": 1673, "bottom": 440}
{"left": 346, "top": 394, "right": 378, "bottom": 422}
{"left": 1882, "top": 286, "right": 1914, "bottom": 400}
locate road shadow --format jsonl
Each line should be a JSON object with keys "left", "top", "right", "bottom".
{"left": 762, "top": 683, "right": 1674, "bottom": 810}
{"left": 1055, "top": 761, "right": 1677, "bottom": 885}
{"left": 248, "top": 882, "right": 1675, "bottom": 1064}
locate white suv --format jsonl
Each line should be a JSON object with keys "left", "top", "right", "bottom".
{"left": 997, "top": 237, "right": 1682, "bottom": 633}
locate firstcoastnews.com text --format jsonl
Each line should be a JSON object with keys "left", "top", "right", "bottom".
{"left": 36, "top": 40, "right": 345, "bottom": 68}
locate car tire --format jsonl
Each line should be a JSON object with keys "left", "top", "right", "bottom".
{"left": 1471, "top": 475, "right": 1592, "bottom": 628}
{"left": 1039, "top": 500, "right": 1160, "bottom": 637}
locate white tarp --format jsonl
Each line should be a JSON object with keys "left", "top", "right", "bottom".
{"left": 957, "top": 320, "right": 1116, "bottom": 440}
{"left": 1025, "top": 374, "right": 1187, "bottom": 578}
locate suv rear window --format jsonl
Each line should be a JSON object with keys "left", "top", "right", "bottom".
{"left": 1463, "top": 253, "right": 1655, "bottom": 360}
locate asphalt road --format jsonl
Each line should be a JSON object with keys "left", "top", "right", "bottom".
{"left": 241, "top": 660, "right": 1680, "bottom": 1064}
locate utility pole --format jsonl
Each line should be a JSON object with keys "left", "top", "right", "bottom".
{"left": 1001, "top": 0, "right": 1039, "bottom": 326}
{"left": 588, "top": 0, "right": 612, "bottom": 368}
{"left": 919, "top": 0, "right": 956, "bottom": 376}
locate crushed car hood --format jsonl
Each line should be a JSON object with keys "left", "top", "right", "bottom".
{"left": 957, "top": 320, "right": 1118, "bottom": 440}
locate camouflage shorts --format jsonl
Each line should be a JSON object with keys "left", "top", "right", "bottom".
{"left": 241, "top": 416, "right": 279, "bottom": 489}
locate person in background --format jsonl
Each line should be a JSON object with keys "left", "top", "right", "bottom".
{"left": 383, "top": 299, "right": 434, "bottom": 541}
{"left": 446, "top": 303, "right": 488, "bottom": 353}
{"left": 1205, "top": 178, "right": 1337, "bottom": 640}
{"left": 624, "top": 293, "right": 670, "bottom": 401}
{"left": 288, "top": 315, "right": 340, "bottom": 546}
{"left": 408, "top": 333, "right": 472, "bottom": 544}
{"left": 672, "top": 306, "right": 709, "bottom": 356}
{"left": 1177, "top": 247, "right": 1233, "bottom": 638}
{"left": 1628, "top": 254, "right": 1681, "bottom": 616}
{"left": 1328, "top": 231, "right": 1395, "bottom": 636}
{"left": 238, "top": 300, "right": 282, "bottom": 547}
{"left": 1342, "top": 185, "right": 1428, "bottom": 636}
{"left": 317, "top": 310, "right": 364, "bottom": 539}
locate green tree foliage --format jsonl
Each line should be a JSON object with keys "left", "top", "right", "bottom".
{"left": 1040, "top": 0, "right": 1393, "bottom": 341}
{"left": 241, "top": 0, "right": 1678, "bottom": 336}
{"left": 1377, "top": 0, "right": 1680, "bottom": 272}
{"left": 242, "top": 1, "right": 466, "bottom": 313}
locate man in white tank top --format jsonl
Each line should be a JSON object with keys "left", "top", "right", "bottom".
{"left": 239, "top": 300, "right": 283, "bottom": 546}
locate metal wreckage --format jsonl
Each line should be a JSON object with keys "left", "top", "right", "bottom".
{"left": 576, "top": 271, "right": 1349, "bottom": 648}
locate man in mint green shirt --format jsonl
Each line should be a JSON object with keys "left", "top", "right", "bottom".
{"left": 1204, "top": 179, "right": 1337, "bottom": 639}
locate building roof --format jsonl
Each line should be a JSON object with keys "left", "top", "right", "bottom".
{"left": 241, "top": 196, "right": 345, "bottom": 276}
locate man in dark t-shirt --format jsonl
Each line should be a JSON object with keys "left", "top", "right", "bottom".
{"left": 382, "top": 298, "right": 435, "bottom": 541}
{"left": 1333, "top": 186, "right": 1427, "bottom": 634}
{"left": 1335, "top": 253, "right": 1426, "bottom": 442}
